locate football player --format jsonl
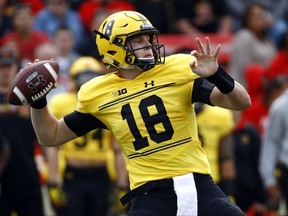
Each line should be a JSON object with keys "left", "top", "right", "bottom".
{"left": 28, "top": 11, "right": 251, "bottom": 216}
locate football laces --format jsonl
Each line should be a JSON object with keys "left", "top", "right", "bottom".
{"left": 31, "top": 82, "right": 54, "bottom": 102}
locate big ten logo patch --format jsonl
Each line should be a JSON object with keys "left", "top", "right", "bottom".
{"left": 112, "top": 88, "right": 127, "bottom": 97}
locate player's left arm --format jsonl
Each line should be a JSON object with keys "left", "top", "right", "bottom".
{"left": 190, "top": 37, "right": 251, "bottom": 111}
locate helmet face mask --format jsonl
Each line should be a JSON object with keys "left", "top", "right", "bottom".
{"left": 93, "top": 11, "right": 165, "bottom": 71}
{"left": 125, "top": 34, "right": 165, "bottom": 71}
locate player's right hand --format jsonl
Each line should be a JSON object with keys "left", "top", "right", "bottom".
{"left": 47, "top": 182, "right": 68, "bottom": 211}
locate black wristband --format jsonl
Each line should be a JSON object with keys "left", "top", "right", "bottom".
{"left": 207, "top": 66, "right": 235, "bottom": 94}
{"left": 30, "top": 97, "right": 47, "bottom": 109}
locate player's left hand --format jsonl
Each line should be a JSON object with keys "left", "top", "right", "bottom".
{"left": 47, "top": 182, "right": 68, "bottom": 211}
{"left": 189, "top": 37, "right": 221, "bottom": 77}
{"left": 111, "top": 186, "right": 130, "bottom": 215}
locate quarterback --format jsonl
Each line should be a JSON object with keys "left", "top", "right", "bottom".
{"left": 29, "top": 11, "right": 250, "bottom": 216}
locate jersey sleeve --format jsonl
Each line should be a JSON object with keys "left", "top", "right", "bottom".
{"left": 192, "top": 78, "right": 215, "bottom": 105}
{"left": 63, "top": 111, "right": 107, "bottom": 137}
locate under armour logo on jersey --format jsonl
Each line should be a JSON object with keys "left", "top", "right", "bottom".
{"left": 28, "top": 75, "right": 46, "bottom": 92}
{"left": 144, "top": 81, "right": 155, "bottom": 88}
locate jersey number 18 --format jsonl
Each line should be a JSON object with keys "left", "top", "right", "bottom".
{"left": 121, "top": 95, "right": 174, "bottom": 151}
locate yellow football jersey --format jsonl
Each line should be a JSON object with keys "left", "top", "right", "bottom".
{"left": 196, "top": 104, "right": 234, "bottom": 183}
{"left": 76, "top": 53, "right": 211, "bottom": 189}
{"left": 49, "top": 93, "right": 113, "bottom": 161}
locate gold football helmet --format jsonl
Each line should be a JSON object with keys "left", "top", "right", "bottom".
{"left": 93, "top": 11, "right": 165, "bottom": 71}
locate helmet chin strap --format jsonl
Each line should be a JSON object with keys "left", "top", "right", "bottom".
{"left": 136, "top": 57, "right": 156, "bottom": 71}
{"left": 138, "top": 64, "right": 155, "bottom": 71}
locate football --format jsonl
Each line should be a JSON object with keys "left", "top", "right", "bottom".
{"left": 7, "top": 60, "right": 59, "bottom": 105}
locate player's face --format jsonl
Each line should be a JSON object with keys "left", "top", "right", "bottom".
{"left": 126, "top": 34, "right": 153, "bottom": 59}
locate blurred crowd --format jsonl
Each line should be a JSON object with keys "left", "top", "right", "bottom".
{"left": 1, "top": 0, "right": 288, "bottom": 216}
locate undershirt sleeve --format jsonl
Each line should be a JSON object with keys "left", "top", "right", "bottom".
{"left": 63, "top": 111, "right": 107, "bottom": 137}
{"left": 192, "top": 78, "right": 215, "bottom": 105}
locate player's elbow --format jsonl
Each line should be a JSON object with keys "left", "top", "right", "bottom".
{"left": 245, "top": 97, "right": 252, "bottom": 109}
{"left": 237, "top": 94, "right": 251, "bottom": 111}
{"left": 35, "top": 128, "right": 62, "bottom": 147}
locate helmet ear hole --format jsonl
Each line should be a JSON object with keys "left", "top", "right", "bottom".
{"left": 113, "top": 38, "right": 123, "bottom": 45}
{"left": 125, "top": 57, "right": 132, "bottom": 63}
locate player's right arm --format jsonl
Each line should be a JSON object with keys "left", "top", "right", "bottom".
{"left": 31, "top": 105, "right": 107, "bottom": 147}
{"left": 30, "top": 106, "right": 78, "bottom": 147}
